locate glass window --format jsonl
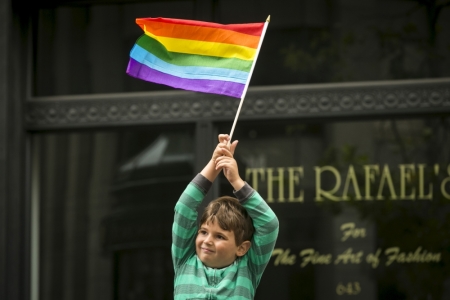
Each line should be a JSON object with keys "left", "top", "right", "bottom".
{"left": 31, "top": 118, "right": 450, "bottom": 299}
{"left": 33, "top": 0, "right": 450, "bottom": 96}
{"left": 33, "top": 1, "right": 196, "bottom": 96}
{"left": 218, "top": 117, "right": 450, "bottom": 299}
{"left": 32, "top": 127, "right": 194, "bottom": 300}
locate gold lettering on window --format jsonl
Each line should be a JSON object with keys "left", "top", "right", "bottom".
{"left": 288, "top": 167, "right": 304, "bottom": 202}
{"left": 266, "top": 168, "right": 285, "bottom": 202}
{"left": 334, "top": 248, "right": 364, "bottom": 264}
{"left": 363, "top": 165, "right": 379, "bottom": 200}
{"left": 314, "top": 166, "right": 342, "bottom": 201}
{"left": 271, "top": 248, "right": 296, "bottom": 266}
{"left": 418, "top": 164, "right": 433, "bottom": 200}
{"left": 342, "top": 165, "right": 362, "bottom": 200}
{"left": 399, "top": 164, "right": 416, "bottom": 200}
{"left": 245, "top": 164, "right": 450, "bottom": 202}
{"left": 340, "top": 223, "right": 366, "bottom": 241}
{"left": 384, "top": 247, "right": 441, "bottom": 266}
{"left": 376, "top": 164, "right": 397, "bottom": 200}
{"left": 245, "top": 168, "right": 265, "bottom": 192}
{"left": 441, "top": 164, "right": 450, "bottom": 200}
{"left": 336, "top": 282, "right": 361, "bottom": 295}
{"left": 299, "top": 248, "right": 332, "bottom": 268}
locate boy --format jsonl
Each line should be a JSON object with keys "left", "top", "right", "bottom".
{"left": 172, "top": 134, "right": 279, "bottom": 299}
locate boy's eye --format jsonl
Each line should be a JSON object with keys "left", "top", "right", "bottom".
{"left": 217, "top": 235, "right": 225, "bottom": 240}
{"left": 199, "top": 230, "right": 207, "bottom": 235}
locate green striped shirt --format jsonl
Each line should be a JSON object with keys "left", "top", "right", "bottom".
{"left": 172, "top": 174, "right": 279, "bottom": 300}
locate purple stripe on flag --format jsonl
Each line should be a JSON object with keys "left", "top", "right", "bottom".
{"left": 126, "top": 58, "right": 245, "bottom": 98}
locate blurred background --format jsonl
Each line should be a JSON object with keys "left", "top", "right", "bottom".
{"left": 33, "top": 0, "right": 450, "bottom": 95}
{"left": 1, "top": 0, "right": 450, "bottom": 299}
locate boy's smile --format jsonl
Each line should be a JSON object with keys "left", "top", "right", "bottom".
{"left": 196, "top": 220, "right": 241, "bottom": 268}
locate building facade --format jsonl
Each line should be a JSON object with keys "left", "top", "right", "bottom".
{"left": 1, "top": 0, "right": 450, "bottom": 299}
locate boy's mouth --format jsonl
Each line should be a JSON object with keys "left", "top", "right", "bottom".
{"left": 201, "top": 247, "right": 214, "bottom": 253}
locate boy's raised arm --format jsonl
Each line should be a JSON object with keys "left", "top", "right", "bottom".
{"left": 235, "top": 185, "right": 279, "bottom": 285}
{"left": 215, "top": 142, "right": 279, "bottom": 285}
{"left": 172, "top": 173, "right": 210, "bottom": 269}
{"left": 172, "top": 134, "right": 238, "bottom": 269}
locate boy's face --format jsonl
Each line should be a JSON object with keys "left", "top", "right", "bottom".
{"left": 196, "top": 220, "right": 244, "bottom": 269}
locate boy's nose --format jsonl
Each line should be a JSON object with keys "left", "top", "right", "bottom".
{"left": 204, "top": 235, "right": 213, "bottom": 244}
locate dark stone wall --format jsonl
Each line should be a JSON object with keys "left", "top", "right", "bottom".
{"left": 0, "top": 1, "right": 30, "bottom": 299}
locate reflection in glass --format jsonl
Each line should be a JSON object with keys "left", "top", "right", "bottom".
{"left": 33, "top": 129, "right": 194, "bottom": 300}
{"left": 31, "top": 118, "right": 450, "bottom": 299}
{"left": 33, "top": 1, "right": 450, "bottom": 96}
{"left": 218, "top": 118, "right": 450, "bottom": 299}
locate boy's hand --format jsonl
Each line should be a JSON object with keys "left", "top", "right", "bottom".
{"left": 211, "top": 134, "right": 238, "bottom": 162}
{"left": 215, "top": 143, "right": 245, "bottom": 191}
{"left": 201, "top": 134, "right": 238, "bottom": 182}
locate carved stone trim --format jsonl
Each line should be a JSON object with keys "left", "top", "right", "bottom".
{"left": 25, "top": 78, "right": 450, "bottom": 129}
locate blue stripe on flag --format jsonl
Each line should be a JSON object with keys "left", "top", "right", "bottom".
{"left": 130, "top": 44, "right": 249, "bottom": 84}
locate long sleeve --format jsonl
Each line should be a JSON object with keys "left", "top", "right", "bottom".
{"left": 234, "top": 183, "right": 279, "bottom": 286}
{"left": 172, "top": 174, "right": 212, "bottom": 269}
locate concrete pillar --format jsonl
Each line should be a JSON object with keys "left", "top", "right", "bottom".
{"left": 0, "top": 1, "right": 30, "bottom": 299}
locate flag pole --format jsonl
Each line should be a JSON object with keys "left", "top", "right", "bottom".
{"left": 228, "top": 15, "right": 270, "bottom": 142}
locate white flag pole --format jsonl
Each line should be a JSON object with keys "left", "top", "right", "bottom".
{"left": 228, "top": 15, "right": 270, "bottom": 142}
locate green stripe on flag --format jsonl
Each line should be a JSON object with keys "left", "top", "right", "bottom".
{"left": 136, "top": 34, "right": 253, "bottom": 72}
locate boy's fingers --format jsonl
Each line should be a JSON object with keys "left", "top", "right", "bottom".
{"left": 215, "top": 156, "right": 228, "bottom": 165}
{"left": 215, "top": 156, "right": 236, "bottom": 166}
{"left": 218, "top": 134, "right": 230, "bottom": 144}
{"left": 218, "top": 147, "right": 233, "bottom": 158}
{"left": 215, "top": 155, "right": 228, "bottom": 162}
{"left": 215, "top": 157, "right": 231, "bottom": 169}
{"left": 216, "top": 160, "right": 237, "bottom": 174}
{"left": 212, "top": 144, "right": 223, "bottom": 157}
{"left": 215, "top": 160, "right": 230, "bottom": 169}
{"left": 230, "top": 140, "right": 238, "bottom": 155}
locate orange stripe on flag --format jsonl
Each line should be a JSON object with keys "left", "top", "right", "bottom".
{"left": 136, "top": 19, "right": 261, "bottom": 49}
{"left": 137, "top": 17, "right": 264, "bottom": 36}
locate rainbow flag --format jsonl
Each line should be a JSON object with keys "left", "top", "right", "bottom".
{"left": 126, "top": 17, "right": 266, "bottom": 98}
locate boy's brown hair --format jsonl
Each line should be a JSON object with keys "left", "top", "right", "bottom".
{"left": 200, "top": 196, "right": 255, "bottom": 246}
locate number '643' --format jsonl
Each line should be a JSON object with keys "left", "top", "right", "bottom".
{"left": 336, "top": 282, "right": 361, "bottom": 295}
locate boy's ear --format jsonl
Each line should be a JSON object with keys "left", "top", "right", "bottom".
{"left": 236, "top": 241, "right": 251, "bottom": 257}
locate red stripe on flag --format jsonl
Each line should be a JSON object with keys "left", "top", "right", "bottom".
{"left": 136, "top": 17, "right": 265, "bottom": 37}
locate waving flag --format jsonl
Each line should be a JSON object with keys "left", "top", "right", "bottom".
{"left": 126, "top": 17, "right": 267, "bottom": 98}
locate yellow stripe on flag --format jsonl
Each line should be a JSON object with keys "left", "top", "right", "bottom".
{"left": 144, "top": 28, "right": 256, "bottom": 61}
